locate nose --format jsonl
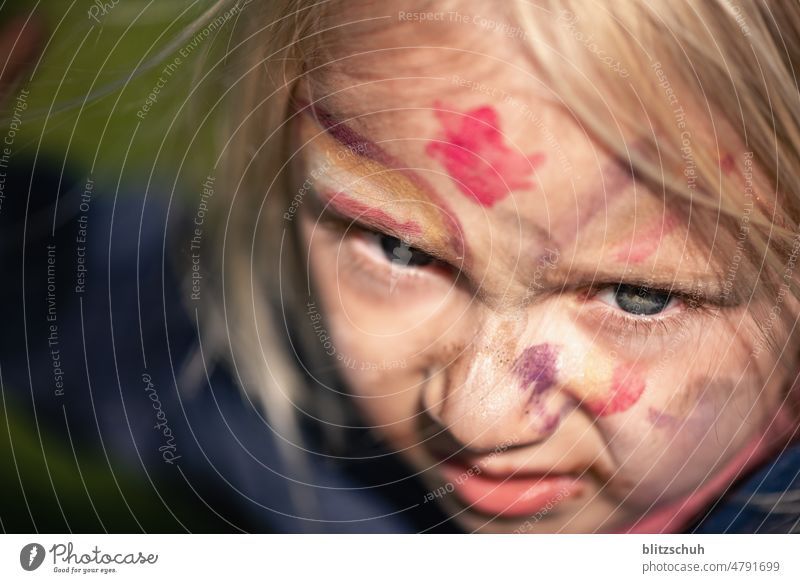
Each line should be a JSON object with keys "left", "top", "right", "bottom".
{"left": 422, "top": 312, "right": 572, "bottom": 451}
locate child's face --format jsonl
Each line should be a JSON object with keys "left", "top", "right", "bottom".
{"left": 293, "top": 1, "right": 793, "bottom": 532}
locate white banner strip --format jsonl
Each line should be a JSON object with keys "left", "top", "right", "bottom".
{"left": 1, "top": 534, "right": 798, "bottom": 582}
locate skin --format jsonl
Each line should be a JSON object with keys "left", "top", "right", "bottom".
{"left": 290, "top": 1, "right": 796, "bottom": 532}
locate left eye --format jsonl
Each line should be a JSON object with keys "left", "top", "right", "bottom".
{"left": 597, "top": 284, "right": 676, "bottom": 316}
{"left": 369, "top": 232, "right": 434, "bottom": 268}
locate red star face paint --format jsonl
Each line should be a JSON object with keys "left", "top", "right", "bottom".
{"left": 426, "top": 101, "right": 546, "bottom": 207}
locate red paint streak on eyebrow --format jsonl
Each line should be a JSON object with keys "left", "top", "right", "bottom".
{"left": 321, "top": 190, "right": 424, "bottom": 238}
{"left": 425, "top": 101, "right": 547, "bottom": 207}
{"left": 584, "top": 363, "right": 645, "bottom": 416}
{"left": 613, "top": 214, "right": 680, "bottom": 263}
{"left": 295, "top": 100, "right": 469, "bottom": 260}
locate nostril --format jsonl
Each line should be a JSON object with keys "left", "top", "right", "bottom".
{"left": 415, "top": 410, "right": 465, "bottom": 461}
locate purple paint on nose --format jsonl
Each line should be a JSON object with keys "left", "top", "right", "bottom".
{"left": 514, "top": 344, "right": 558, "bottom": 398}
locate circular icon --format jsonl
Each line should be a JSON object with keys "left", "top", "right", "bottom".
{"left": 20, "top": 543, "right": 46, "bottom": 571}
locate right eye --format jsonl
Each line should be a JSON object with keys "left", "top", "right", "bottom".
{"left": 370, "top": 232, "right": 435, "bottom": 268}
{"left": 597, "top": 284, "right": 677, "bottom": 316}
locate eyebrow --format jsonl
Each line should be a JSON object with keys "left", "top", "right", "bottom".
{"left": 316, "top": 188, "right": 424, "bottom": 240}
{"left": 296, "top": 105, "right": 744, "bottom": 305}
{"left": 295, "top": 99, "right": 396, "bottom": 167}
{"left": 538, "top": 267, "right": 735, "bottom": 305}
{"left": 294, "top": 98, "right": 442, "bottom": 207}
{"left": 294, "top": 99, "right": 469, "bottom": 261}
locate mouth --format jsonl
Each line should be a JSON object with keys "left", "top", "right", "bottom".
{"left": 438, "top": 459, "right": 583, "bottom": 519}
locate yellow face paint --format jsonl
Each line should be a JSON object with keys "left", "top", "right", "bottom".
{"left": 296, "top": 110, "right": 465, "bottom": 257}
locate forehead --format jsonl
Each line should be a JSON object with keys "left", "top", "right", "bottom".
{"left": 298, "top": 1, "right": 702, "bottom": 277}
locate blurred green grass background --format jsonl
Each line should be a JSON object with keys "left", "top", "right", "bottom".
{"left": 4, "top": 0, "right": 227, "bottom": 188}
{"left": 1, "top": 0, "right": 235, "bottom": 532}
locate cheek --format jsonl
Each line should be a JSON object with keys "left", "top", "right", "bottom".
{"left": 301, "top": 219, "right": 459, "bottom": 432}
{"left": 645, "top": 377, "right": 725, "bottom": 433}
{"left": 558, "top": 349, "right": 647, "bottom": 417}
{"left": 603, "top": 372, "right": 764, "bottom": 505}
{"left": 307, "top": 272, "right": 430, "bottom": 386}
{"left": 308, "top": 294, "right": 425, "bottom": 443}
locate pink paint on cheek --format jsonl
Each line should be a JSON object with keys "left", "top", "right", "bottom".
{"left": 646, "top": 406, "right": 710, "bottom": 434}
{"left": 646, "top": 407, "right": 679, "bottom": 428}
{"left": 647, "top": 378, "right": 727, "bottom": 432}
{"left": 555, "top": 160, "right": 635, "bottom": 246}
{"left": 584, "top": 363, "right": 646, "bottom": 416}
{"left": 425, "top": 101, "right": 546, "bottom": 207}
{"left": 646, "top": 406, "right": 712, "bottom": 433}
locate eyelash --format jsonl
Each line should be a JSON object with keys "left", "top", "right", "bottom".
{"left": 583, "top": 284, "right": 712, "bottom": 337}
{"left": 350, "top": 229, "right": 452, "bottom": 282}
{"left": 314, "top": 208, "right": 452, "bottom": 288}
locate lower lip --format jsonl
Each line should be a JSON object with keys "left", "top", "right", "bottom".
{"left": 439, "top": 463, "right": 581, "bottom": 518}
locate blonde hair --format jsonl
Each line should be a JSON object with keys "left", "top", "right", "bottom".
{"left": 198, "top": 0, "right": 800, "bottom": 524}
